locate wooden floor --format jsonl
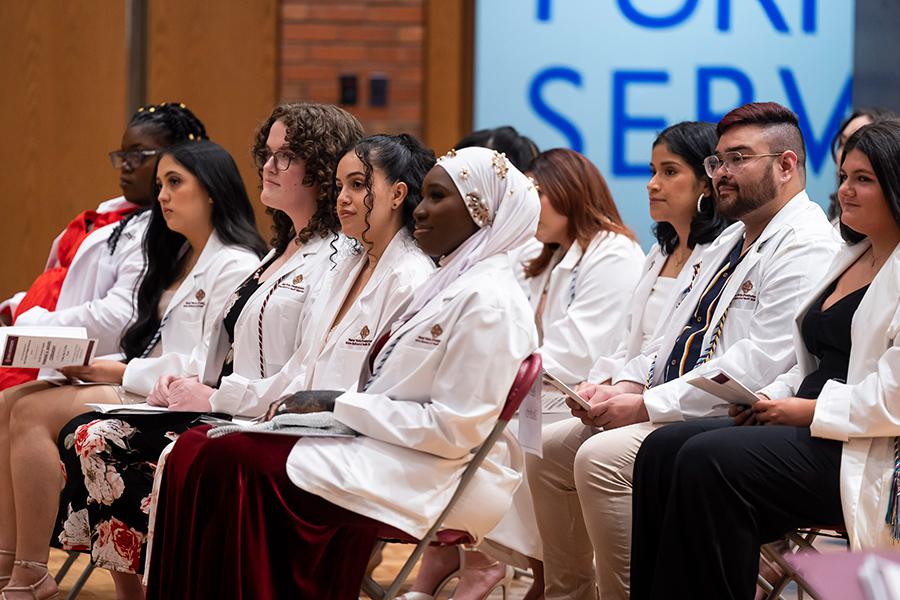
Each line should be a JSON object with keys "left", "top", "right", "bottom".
{"left": 49, "top": 546, "right": 537, "bottom": 599}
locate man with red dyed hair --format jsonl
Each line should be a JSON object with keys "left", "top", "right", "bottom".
{"left": 527, "top": 102, "right": 841, "bottom": 600}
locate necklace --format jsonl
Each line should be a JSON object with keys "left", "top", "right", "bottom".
{"left": 669, "top": 247, "right": 690, "bottom": 271}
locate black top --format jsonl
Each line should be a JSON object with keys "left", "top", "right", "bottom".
{"left": 216, "top": 253, "right": 280, "bottom": 384}
{"left": 796, "top": 280, "right": 869, "bottom": 399}
{"left": 662, "top": 238, "right": 746, "bottom": 383}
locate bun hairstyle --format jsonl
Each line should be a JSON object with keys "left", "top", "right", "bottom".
{"left": 340, "top": 133, "right": 436, "bottom": 249}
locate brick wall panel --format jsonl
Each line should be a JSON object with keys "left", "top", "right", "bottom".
{"left": 280, "top": 0, "right": 425, "bottom": 139}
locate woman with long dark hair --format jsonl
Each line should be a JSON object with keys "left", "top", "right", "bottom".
{"left": 827, "top": 107, "right": 898, "bottom": 222}
{"left": 0, "top": 140, "right": 265, "bottom": 599}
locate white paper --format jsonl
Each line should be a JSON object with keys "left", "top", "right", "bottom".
{"left": 0, "top": 326, "right": 96, "bottom": 369}
{"left": 542, "top": 369, "right": 591, "bottom": 410}
{"left": 517, "top": 377, "right": 543, "bottom": 458}
{"left": 685, "top": 367, "right": 759, "bottom": 404}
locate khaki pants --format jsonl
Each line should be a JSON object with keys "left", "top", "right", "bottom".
{"left": 526, "top": 418, "right": 660, "bottom": 600}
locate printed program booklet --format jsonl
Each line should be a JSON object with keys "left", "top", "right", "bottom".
{"left": 0, "top": 326, "right": 97, "bottom": 369}
{"left": 685, "top": 367, "right": 759, "bottom": 404}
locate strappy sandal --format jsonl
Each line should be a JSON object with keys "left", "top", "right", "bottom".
{"left": 0, "top": 560, "right": 59, "bottom": 600}
{"left": 396, "top": 546, "right": 465, "bottom": 600}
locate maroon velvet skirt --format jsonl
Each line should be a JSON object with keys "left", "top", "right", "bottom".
{"left": 145, "top": 426, "right": 383, "bottom": 600}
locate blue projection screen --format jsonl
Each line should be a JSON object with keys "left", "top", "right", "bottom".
{"left": 474, "top": 0, "right": 855, "bottom": 248}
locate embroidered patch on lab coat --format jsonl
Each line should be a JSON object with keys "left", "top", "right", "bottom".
{"left": 183, "top": 288, "right": 207, "bottom": 308}
{"left": 277, "top": 276, "right": 307, "bottom": 294}
{"left": 345, "top": 325, "right": 372, "bottom": 348}
{"left": 732, "top": 279, "right": 758, "bottom": 307}
{"left": 414, "top": 324, "right": 443, "bottom": 347}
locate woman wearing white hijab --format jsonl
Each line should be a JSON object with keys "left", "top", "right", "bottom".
{"left": 145, "top": 147, "right": 540, "bottom": 600}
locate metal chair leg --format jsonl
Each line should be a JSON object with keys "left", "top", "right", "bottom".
{"left": 54, "top": 551, "right": 80, "bottom": 584}
{"left": 64, "top": 562, "right": 95, "bottom": 600}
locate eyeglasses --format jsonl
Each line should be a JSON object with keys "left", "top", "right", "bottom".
{"left": 702, "top": 151, "right": 784, "bottom": 178}
{"left": 254, "top": 150, "right": 296, "bottom": 172}
{"left": 109, "top": 149, "right": 160, "bottom": 169}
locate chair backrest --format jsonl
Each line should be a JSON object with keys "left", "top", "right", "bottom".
{"left": 499, "top": 353, "right": 542, "bottom": 422}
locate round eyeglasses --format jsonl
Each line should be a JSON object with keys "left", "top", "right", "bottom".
{"left": 703, "top": 151, "right": 784, "bottom": 178}
{"left": 254, "top": 150, "right": 296, "bottom": 172}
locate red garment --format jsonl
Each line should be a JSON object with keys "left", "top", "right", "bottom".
{"left": 146, "top": 426, "right": 382, "bottom": 600}
{"left": 0, "top": 208, "right": 135, "bottom": 390}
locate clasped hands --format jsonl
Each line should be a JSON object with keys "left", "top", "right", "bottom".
{"left": 147, "top": 375, "right": 216, "bottom": 411}
{"left": 569, "top": 381, "right": 649, "bottom": 429}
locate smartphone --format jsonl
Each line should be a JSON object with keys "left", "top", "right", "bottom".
{"left": 542, "top": 369, "right": 592, "bottom": 411}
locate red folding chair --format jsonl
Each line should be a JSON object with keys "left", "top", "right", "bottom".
{"left": 360, "top": 353, "right": 542, "bottom": 600}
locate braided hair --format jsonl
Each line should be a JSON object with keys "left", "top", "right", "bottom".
{"left": 107, "top": 102, "right": 209, "bottom": 254}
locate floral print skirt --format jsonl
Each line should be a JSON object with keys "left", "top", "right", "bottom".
{"left": 51, "top": 411, "right": 207, "bottom": 574}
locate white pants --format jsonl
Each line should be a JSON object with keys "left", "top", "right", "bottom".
{"left": 526, "top": 418, "right": 660, "bottom": 600}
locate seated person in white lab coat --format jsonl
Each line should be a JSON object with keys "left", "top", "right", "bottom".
{"left": 630, "top": 118, "right": 900, "bottom": 600}
{"left": 528, "top": 102, "right": 842, "bottom": 600}
{"left": 0, "top": 103, "right": 210, "bottom": 391}
{"left": 518, "top": 122, "right": 729, "bottom": 600}
{"left": 144, "top": 147, "right": 540, "bottom": 600}
{"left": 13, "top": 103, "right": 362, "bottom": 600}
{"left": 189, "top": 133, "right": 437, "bottom": 411}
{"left": 0, "top": 141, "right": 266, "bottom": 598}
{"left": 408, "top": 146, "right": 646, "bottom": 599}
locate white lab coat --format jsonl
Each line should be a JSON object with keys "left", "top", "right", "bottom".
{"left": 759, "top": 240, "right": 900, "bottom": 550}
{"left": 285, "top": 253, "right": 538, "bottom": 540}
{"left": 208, "top": 229, "right": 435, "bottom": 407}
{"left": 513, "top": 232, "right": 645, "bottom": 385}
{"left": 120, "top": 233, "right": 260, "bottom": 397}
{"left": 11, "top": 197, "right": 150, "bottom": 356}
{"left": 202, "top": 234, "right": 338, "bottom": 417}
{"left": 588, "top": 242, "right": 709, "bottom": 383}
{"left": 616, "top": 191, "right": 842, "bottom": 422}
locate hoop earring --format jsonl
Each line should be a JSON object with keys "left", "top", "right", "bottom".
{"left": 696, "top": 194, "right": 704, "bottom": 212}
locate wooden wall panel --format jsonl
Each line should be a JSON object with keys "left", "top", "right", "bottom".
{"left": 146, "top": 0, "right": 279, "bottom": 237}
{"left": 0, "top": 1, "right": 126, "bottom": 299}
{"left": 423, "top": 0, "right": 473, "bottom": 154}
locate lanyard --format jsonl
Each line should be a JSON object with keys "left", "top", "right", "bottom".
{"left": 255, "top": 271, "right": 293, "bottom": 378}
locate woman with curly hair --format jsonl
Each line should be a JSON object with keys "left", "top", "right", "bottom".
{"left": 9, "top": 103, "right": 362, "bottom": 600}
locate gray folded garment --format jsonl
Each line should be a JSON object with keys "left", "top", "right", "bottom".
{"left": 206, "top": 412, "right": 358, "bottom": 439}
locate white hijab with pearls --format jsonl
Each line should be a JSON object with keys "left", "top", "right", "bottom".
{"left": 399, "top": 146, "right": 540, "bottom": 321}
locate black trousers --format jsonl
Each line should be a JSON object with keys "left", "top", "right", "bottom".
{"left": 630, "top": 418, "right": 844, "bottom": 600}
